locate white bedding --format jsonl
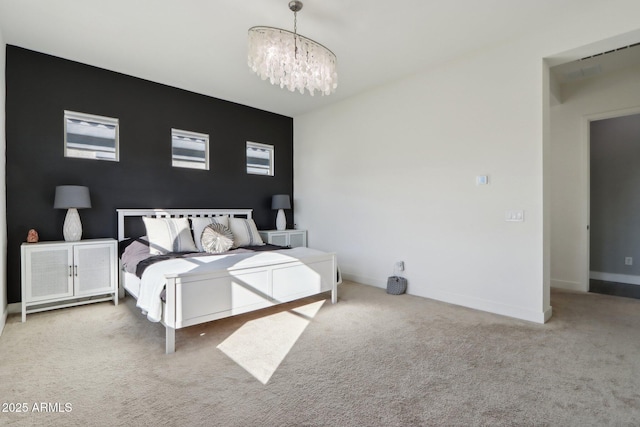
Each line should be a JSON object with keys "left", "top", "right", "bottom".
{"left": 136, "top": 247, "right": 329, "bottom": 322}
{"left": 123, "top": 272, "right": 141, "bottom": 299}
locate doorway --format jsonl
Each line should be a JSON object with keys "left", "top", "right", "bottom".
{"left": 589, "top": 113, "right": 640, "bottom": 298}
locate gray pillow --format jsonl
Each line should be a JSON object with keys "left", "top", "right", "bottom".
{"left": 201, "top": 223, "right": 234, "bottom": 254}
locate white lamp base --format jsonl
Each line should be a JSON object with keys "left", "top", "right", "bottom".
{"left": 63, "top": 208, "right": 83, "bottom": 241}
{"left": 276, "top": 209, "right": 286, "bottom": 231}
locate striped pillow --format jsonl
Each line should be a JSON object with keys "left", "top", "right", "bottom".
{"left": 228, "top": 218, "right": 264, "bottom": 248}
{"left": 142, "top": 217, "right": 198, "bottom": 255}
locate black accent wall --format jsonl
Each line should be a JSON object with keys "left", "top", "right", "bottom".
{"left": 5, "top": 46, "right": 294, "bottom": 304}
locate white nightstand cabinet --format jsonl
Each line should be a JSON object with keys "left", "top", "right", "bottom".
{"left": 259, "top": 229, "right": 307, "bottom": 248}
{"left": 21, "top": 238, "right": 118, "bottom": 322}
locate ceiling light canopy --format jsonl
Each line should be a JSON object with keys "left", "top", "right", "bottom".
{"left": 247, "top": 0, "right": 337, "bottom": 96}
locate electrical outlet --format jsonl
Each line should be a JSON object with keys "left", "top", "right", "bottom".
{"left": 476, "top": 175, "right": 489, "bottom": 185}
{"left": 396, "top": 261, "right": 405, "bottom": 272}
{"left": 625, "top": 257, "right": 633, "bottom": 266}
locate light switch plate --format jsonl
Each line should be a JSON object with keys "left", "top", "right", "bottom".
{"left": 505, "top": 210, "right": 524, "bottom": 222}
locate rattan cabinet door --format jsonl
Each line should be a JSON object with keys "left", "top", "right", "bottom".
{"left": 74, "top": 242, "right": 116, "bottom": 296}
{"left": 288, "top": 231, "right": 307, "bottom": 248}
{"left": 23, "top": 245, "right": 74, "bottom": 303}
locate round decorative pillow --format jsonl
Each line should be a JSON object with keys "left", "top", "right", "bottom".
{"left": 201, "top": 223, "right": 234, "bottom": 254}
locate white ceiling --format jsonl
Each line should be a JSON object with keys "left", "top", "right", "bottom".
{"left": 0, "top": 0, "right": 613, "bottom": 117}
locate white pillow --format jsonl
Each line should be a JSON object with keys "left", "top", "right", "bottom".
{"left": 228, "top": 217, "right": 264, "bottom": 248}
{"left": 191, "top": 216, "right": 230, "bottom": 252}
{"left": 142, "top": 217, "right": 198, "bottom": 255}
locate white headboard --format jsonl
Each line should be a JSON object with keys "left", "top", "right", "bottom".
{"left": 116, "top": 208, "right": 253, "bottom": 241}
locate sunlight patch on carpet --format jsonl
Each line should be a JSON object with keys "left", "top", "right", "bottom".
{"left": 217, "top": 300, "right": 325, "bottom": 384}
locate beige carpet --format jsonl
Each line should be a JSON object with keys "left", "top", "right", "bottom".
{"left": 1, "top": 281, "right": 640, "bottom": 426}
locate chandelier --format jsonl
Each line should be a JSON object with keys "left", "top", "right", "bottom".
{"left": 247, "top": 0, "right": 337, "bottom": 96}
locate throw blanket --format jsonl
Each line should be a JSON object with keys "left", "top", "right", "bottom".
{"left": 134, "top": 244, "right": 286, "bottom": 278}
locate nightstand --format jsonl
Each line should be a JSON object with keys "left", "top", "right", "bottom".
{"left": 21, "top": 238, "right": 118, "bottom": 322}
{"left": 259, "top": 229, "right": 307, "bottom": 248}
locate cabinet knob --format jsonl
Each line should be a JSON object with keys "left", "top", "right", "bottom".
{"left": 69, "top": 265, "right": 73, "bottom": 277}
{"left": 74, "top": 265, "right": 78, "bottom": 276}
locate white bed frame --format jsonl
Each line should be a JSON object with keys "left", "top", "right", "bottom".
{"left": 117, "top": 208, "right": 338, "bottom": 353}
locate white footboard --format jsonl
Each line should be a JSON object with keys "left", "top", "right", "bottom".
{"left": 162, "top": 253, "right": 337, "bottom": 353}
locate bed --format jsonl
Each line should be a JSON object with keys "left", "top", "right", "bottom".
{"left": 117, "top": 208, "right": 339, "bottom": 353}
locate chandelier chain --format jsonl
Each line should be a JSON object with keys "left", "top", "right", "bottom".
{"left": 293, "top": 9, "right": 298, "bottom": 58}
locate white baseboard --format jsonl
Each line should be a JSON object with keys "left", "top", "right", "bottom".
{"left": 590, "top": 271, "right": 640, "bottom": 286}
{"left": 416, "top": 287, "right": 549, "bottom": 324}
{"left": 7, "top": 302, "right": 21, "bottom": 314}
{"left": 342, "top": 272, "right": 549, "bottom": 324}
{"left": 341, "top": 272, "right": 387, "bottom": 289}
{"left": 1, "top": 304, "right": 24, "bottom": 336}
{"left": 0, "top": 306, "right": 6, "bottom": 336}
{"left": 551, "top": 279, "right": 586, "bottom": 292}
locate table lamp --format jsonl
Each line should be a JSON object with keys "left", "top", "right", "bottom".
{"left": 54, "top": 185, "right": 91, "bottom": 241}
{"left": 271, "top": 194, "right": 291, "bottom": 231}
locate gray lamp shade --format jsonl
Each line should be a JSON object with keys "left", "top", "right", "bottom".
{"left": 271, "top": 194, "right": 291, "bottom": 210}
{"left": 54, "top": 186, "right": 92, "bottom": 209}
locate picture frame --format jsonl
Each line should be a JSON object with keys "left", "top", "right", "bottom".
{"left": 171, "top": 128, "right": 209, "bottom": 170}
{"left": 64, "top": 110, "right": 119, "bottom": 161}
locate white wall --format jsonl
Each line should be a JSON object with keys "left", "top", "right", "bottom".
{"left": 294, "top": 2, "right": 640, "bottom": 323}
{"left": 0, "top": 28, "right": 7, "bottom": 335}
{"left": 551, "top": 65, "right": 640, "bottom": 291}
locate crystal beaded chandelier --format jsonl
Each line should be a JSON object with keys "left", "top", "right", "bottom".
{"left": 247, "top": 0, "right": 337, "bottom": 96}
